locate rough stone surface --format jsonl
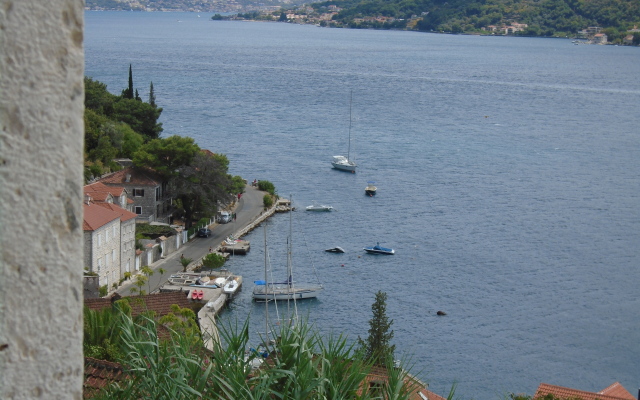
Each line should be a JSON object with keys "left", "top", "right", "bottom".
{"left": 0, "top": 0, "right": 84, "bottom": 398}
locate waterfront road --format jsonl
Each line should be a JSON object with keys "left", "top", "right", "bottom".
{"left": 117, "top": 184, "right": 267, "bottom": 296}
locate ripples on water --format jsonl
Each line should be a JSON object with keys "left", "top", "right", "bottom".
{"left": 85, "top": 12, "right": 640, "bottom": 399}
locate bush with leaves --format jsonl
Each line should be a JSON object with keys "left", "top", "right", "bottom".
{"left": 201, "top": 253, "right": 226, "bottom": 270}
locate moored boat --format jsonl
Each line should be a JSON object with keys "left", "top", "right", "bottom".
{"left": 306, "top": 201, "right": 334, "bottom": 212}
{"left": 365, "top": 181, "right": 377, "bottom": 196}
{"left": 364, "top": 242, "right": 394, "bottom": 255}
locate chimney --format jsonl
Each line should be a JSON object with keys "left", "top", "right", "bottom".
{"left": 125, "top": 173, "right": 131, "bottom": 182}
{"left": 84, "top": 194, "right": 92, "bottom": 205}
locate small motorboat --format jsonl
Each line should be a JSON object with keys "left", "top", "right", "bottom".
{"left": 365, "top": 181, "right": 377, "bottom": 196}
{"left": 223, "top": 278, "right": 240, "bottom": 295}
{"left": 325, "top": 246, "right": 345, "bottom": 253}
{"left": 306, "top": 201, "right": 333, "bottom": 212}
{"left": 364, "top": 242, "right": 394, "bottom": 255}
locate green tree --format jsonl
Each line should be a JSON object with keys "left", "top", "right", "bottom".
{"left": 263, "top": 194, "right": 274, "bottom": 208}
{"left": 148, "top": 81, "right": 156, "bottom": 107}
{"left": 85, "top": 77, "right": 116, "bottom": 115}
{"left": 180, "top": 256, "right": 193, "bottom": 273}
{"left": 201, "top": 253, "right": 226, "bottom": 270}
{"left": 132, "top": 135, "right": 200, "bottom": 178}
{"left": 111, "top": 97, "right": 163, "bottom": 140}
{"left": 122, "top": 64, "right": 134, "bottom": 99}
{"left": 358, "top": 290, "right": 396, "bottom": 365}
{"left": 170, "top": 151, "right": 233, "bottom": 229}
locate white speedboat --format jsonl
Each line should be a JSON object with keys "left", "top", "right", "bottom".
{"left": 365, "top": 181, "right": 377, "bottom": 196}
{"left": 306, "top": 201, "right": 333, "bottom": 212}
{"left": 364, "top": 242, "right": 395, "bottom": 255}
{"left": 223, "top": 277, "right": 240, "bottom": 295}
{"left": 325, "top": 246, "right": 345, "bottom": 253}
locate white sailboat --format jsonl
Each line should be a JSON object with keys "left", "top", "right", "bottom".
{"left": 332, "top": 91, "right": 357, "bottom": 173}
{"left": 253, "top": 198, "right": 323, "bottom": 301}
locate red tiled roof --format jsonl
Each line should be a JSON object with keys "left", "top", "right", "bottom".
{"left": 83, "top": 357, "right": 126, "bottom": 399}
{"left": 534, "top": 382, "right": 635, "bottom": 400}
{"left": 362, "top": 364, "right": 447, "bottom": 400}
{"left": 84, "top": 181, "right": 125, "bottom": 201}
{"left": 100, "top": 166, "right": 161, "bottom": 186}
{"left": 84, "top": 292, "right": 192, "bottom": 317}
{"left": 96, "top": 202, "right": 137, "bottom": 223}
{"left": 600, "top": 382, "right": 636, "bottom": 400}
{"left": 83, "top": 203, "right": 122, "bottom": 231}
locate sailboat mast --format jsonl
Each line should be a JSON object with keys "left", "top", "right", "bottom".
{"left": 263, "top": 224, "right": 269, "bottom": 345}
{"left": 347, "top": 91, "right": 352, "bottom": 161}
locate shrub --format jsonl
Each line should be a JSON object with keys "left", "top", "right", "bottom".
{"left": 263, "top": 194, "right": 273, "bottom": 208}
{"left": 201, "top": 253, "right": 226, "bottom": 270}
{"left": 257, "top": 180, "right": 276, "bottom": 195}
{"left": 99, "top": 285, "right": 108, "bottom": 297}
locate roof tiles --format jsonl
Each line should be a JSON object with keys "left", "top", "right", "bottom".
{"left": 534, "top": 382, "right": 635, "bottom": 400}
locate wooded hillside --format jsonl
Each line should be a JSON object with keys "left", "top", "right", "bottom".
{"left": 312, "top": 0, "right": 640, "bottom": 40}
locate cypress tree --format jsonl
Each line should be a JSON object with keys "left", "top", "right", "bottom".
{"left": 148, "top": 81, "right": 156, "bottom": 107}
{"left": 122, "top": 64, "right": 134, "bottom": 99}
{"left": 135, "top": 89, "right": 141, "bottom": 101}
{"left": 357, "top": 290, "right": 395, "bottom": 365}
{"left": 128, "top": 64, "right": 134, "bottom": 98}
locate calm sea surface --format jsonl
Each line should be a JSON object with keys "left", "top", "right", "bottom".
{"left": 85, "top": 12, "right": 640, "bottom": 399}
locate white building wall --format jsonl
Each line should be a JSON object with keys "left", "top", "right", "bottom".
{"left": 0, "top": 0, "right": 85, "bottom": 398}
{"left": 120, "top": 219, "right": 136, "bottom": 276}
{"left": 91, "top": 218, "right": 121, "bottom": 289}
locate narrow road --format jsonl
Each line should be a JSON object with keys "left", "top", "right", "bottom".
{"left": 117, "top": 184, "right": 266, "bottom": 296}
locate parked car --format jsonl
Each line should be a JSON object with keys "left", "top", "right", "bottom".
{"left": 219, "top": 212, "right": 232, "bottom": 224}
{"left": 197, "top": 228, "right": 212, "bottom": 237}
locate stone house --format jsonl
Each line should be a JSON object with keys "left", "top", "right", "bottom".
{"left": 99, "top": 166, "right": 173, "bottom": 223}
{"left": 83, "top": 197, "right": 137, "bottom": 289}
{"left": 593, "top": 33, "right": 608, "bottom": 44}
{"left": 84, "top": 180, "right": 133, "bottom": 212}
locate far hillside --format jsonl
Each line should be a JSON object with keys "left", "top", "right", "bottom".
{"left": 301, "top": 0, "right": 640, "bottom": 42}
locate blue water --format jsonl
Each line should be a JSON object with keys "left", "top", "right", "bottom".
{"left": 85, "top": 12, "right": 640, "bottom": 399}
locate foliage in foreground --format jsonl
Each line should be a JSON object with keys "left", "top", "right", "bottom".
{"left": 90, "top": 310, "right": 428, "bottom": 400}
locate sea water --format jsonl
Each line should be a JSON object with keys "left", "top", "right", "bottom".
{"left": 85, "top": 12, "right": 640, "bottom": 399}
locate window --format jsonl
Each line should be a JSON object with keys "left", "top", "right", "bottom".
{"left": 135, "top": 206, "right": 142, "bottom": 215}
{"left": 112, "top": 225, "right": 116, "bottom": 237}
{"left": 112, "top": 249, "right": 116, "bottom": 264}
{"left": 97, "top": 257, "right": 102, "bottom": 272}
{"left": 155, "top": 187, "right": 160, "bottom": 201}
{"left": 106, "top": 229, "right": 109, "bottom": 241}
{"left": 97, "top": 233, "right": 102, "bottom": 246}
{"left": 133, "top": 188, "right": 145, "bottom": 197}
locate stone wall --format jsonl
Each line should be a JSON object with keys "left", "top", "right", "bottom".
{"left": 0, "top": 0, "right": 85, "bottom": 398}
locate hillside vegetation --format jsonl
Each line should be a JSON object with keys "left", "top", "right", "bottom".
{"left": 310, "top": 0, "right": 640, "bottom": 40}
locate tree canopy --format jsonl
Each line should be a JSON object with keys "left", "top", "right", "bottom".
{"left": 84, "top": 68, "right": 163, "bottom": 180}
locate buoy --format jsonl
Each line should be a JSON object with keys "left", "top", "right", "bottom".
{"left": 341, "top": 264, "right": 345, "bottom": 267}
{"left": 437, "top": 311, "right": 447, "bottom": 316}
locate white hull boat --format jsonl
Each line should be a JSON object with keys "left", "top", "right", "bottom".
{"left": 223, "top": 277, "right": 240, "bottom": 295}
{"left": 331, "top": 156, "right": 356, "bottom": 172}
{"left": 253, "top": 196, "right": 323, "bottom": 301}
{"left": 306, "top": 201, "right": 333, "bottom": 212}
{"left": 332, "top": 91, "right": 357, "bottom": 173}
{"left": 364, "top": 242, "right": 395, "bottom": 255}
